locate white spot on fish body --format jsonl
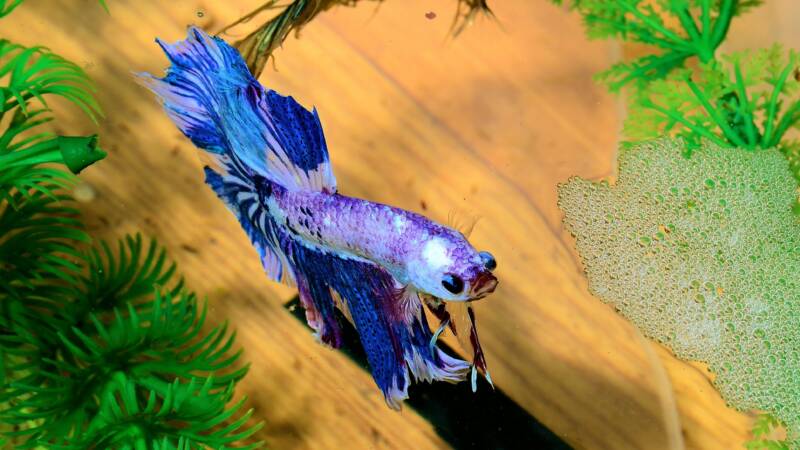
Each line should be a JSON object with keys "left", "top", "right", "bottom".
{"left": 393, "top": 215, "right": 407, "bottom": 232}
{"left": 422, "top": 238, "right": 451, "bottom": 269}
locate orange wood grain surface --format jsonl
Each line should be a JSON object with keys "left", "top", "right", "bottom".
{"left": 3, "top": 1, "right": 797, "bottom": 448}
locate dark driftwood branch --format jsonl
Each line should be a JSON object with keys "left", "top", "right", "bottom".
{"left": 217, "top": 0, "right": 493, "bottom": 77}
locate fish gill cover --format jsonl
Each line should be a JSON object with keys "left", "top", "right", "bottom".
{"left": 558, "top": 138, "right": 800, "bottom": 446}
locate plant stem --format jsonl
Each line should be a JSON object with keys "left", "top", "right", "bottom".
{"left": 643, "top": 101, "right": 729, "bottom": 147}
{"left": 767, "top": 100, "right": 800, "bottom": 148}
{"left": 733, "top": 61, "right": 759, "bottom": 148}
{"left": 700, "top": 0, "right": 712, "bottom": 40}
{"left": 762, "top": 58, "right": 796, "bottom": 146}
{"left": 619, "top": 1, "right": 688, "bottom": 49}
{"left": 685, "top": 77, "right": 747, "bottom": 147}
{"left": 709, "top": 0, "right": 735, "bottom": 48}
{"left": 675, "top": 7, "right": 710, "bottom": 61}
{"left": 0, "top": 140, "right": 58, "bottom": 168}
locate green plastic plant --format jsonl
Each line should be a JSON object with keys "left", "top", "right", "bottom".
{"left": 626, "top": 45, "right": 800, "bottom": 181}
{"left": 552, "top": 0, "right": 800, "bottom": 447}
{"left": 551, "top": 1, "right": 800, "bottom": 183}
{"left": 558, "top": 139, "right": 800, "bottom": 447}
{"left": 0, "top": 4, "right": 261, "bottom": 449}
{"left": 551, "top": 0, "right": 761, "bottom": 91}
{"left": 747, "top": 413, "right": 790, "bottom": 450}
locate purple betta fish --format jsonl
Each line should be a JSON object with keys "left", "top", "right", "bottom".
{"left": 139, "top": 27, "right": 498, "bottom": 408}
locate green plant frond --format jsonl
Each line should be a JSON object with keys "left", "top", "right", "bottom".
{"left": 779, "top": 139, "right": 800, "bottom": 181}
{"left": 0, "top": 107, "right": 52, "bottom": 153}
{"left": 0, "top": 189, "right": 88, "bottom": 297}
{"left": 59, "top": 290, "right": 247, "bottom": 389}
{"left": 624, "top": 45, "right": 800, "bottom": 173}
{"left": 0, "top": 39, "right": 101, "bottom": 122}
{"left": 552, "top": 0, "right": 758, "bottom": 91}
{"left": 0, "top": 167, "right": 73, "bottom": 205}
{"left": 727, "top": 0, "right": 764, "bottom": 15}
{"left": 746, "top": 413, "right": 790, "bottom": 450}
{"left": 0, "top": 111, "right": 105, "bottom": 212}
{"left": 0, "top": 0, "right": 108, "bottom": 19}
{"left": 1, "top": 8, "right": 259, "bottom": 447}
{"left": 596, "top": 50, "right": 694, "bottom": 92}
{"left": 69, "top": 373, "right": 263, "bottom": 450}
{"left": 75, "top": 234, "right": 184, "bottom": 312}
{"left": 0, "top": 0, "right": 24, "bottom": 18}
{"left": 5, "top": 289, "right": 254, "bottom": 447}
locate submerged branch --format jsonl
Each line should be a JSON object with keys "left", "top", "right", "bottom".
{"left": 217, "top": 0, "right": 492, "bottom": 77}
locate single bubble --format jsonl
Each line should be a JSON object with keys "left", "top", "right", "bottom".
{"left": 73, "top": 182, "right": 96, "bottom": 202}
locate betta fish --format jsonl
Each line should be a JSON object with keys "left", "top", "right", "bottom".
{"left": 139, "top": 27, "right": 498, "bottom": 408}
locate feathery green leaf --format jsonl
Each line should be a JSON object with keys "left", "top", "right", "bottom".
{"left": 551, "top": 0, "right": 761, "bottom": 91}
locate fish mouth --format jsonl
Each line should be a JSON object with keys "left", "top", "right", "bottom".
{"left": 468, "top": 271, "right": 498, "bottom": 300}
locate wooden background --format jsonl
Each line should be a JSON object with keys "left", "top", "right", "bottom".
{"left": 4, "top": 1, "right": 798, "bottom": 449}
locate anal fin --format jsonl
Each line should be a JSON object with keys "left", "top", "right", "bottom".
{"left": 288, "top": 240, "right": 469, "bottom": 408}
{"left": 203, "top": 166, "right": 295, "bottom": 286}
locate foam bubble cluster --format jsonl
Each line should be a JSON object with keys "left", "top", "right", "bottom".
{"left": 558, "top": 139, "right": 800, "bottom": 445}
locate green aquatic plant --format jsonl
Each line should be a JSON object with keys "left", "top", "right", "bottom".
{"left": 747, "top": 413, "right": 790, "bottom": 450}
{"left": 550, "top": 0, "right": 761, "bottom": 91}
{"left": 0, "top": 6, "right": 261, "bottom": 449}
{"left": 0, "top": 0, "right": 24, "bottom": 18}
{"left": 219, "top": 0, "right": 492, "bottom": 77}
{"left": 626, "top": 45, "right": 800, "bottom": 179}
{"left": 0, "top": 0, "right": 107, "bottom": 18}
{"left": 554, "top": 1, "right": 800, "bottom": 445}
{"left": 558, "top": 138, "right": 800, "bottom": 446}
{"left": 552, "top": 1, "right": 800, "bottom": 184}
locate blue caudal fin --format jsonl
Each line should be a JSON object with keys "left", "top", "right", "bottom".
{"left": 139, "top": 26, "right": 337, "bottom": 193}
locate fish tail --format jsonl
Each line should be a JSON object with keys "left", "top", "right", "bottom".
{"left": 139, "top": 26, "right": 336, "bottom": 192}
{"left": 137, "top": 27, "right": 244, "bottom": 156}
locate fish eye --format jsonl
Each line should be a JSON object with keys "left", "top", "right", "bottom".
{"left": 441, "top": 274, "right": 464, "bottom": 294}
{"left": 479, "top": 251, "right": 496, "bottom": 271}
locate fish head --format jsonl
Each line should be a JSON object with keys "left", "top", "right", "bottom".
{"left": 406, "top": 232, "right": 497, "bottom": 302}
